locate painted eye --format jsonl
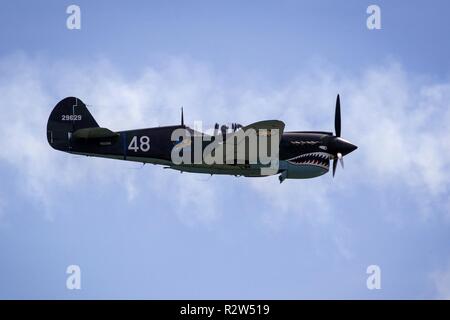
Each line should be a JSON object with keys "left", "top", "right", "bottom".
{"left": 319, "top": 145, "right": 328, "bottom": 150}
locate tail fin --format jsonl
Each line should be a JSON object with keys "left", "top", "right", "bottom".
{"left": 47, "top": 97, "right": 99, "bottom": 150}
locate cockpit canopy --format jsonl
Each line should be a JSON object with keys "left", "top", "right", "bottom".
{"left": 189, "top": 122, "right": 243, "bottom": 136}
{"left": 215, "top": 122, "right": 243, "bottom": 135}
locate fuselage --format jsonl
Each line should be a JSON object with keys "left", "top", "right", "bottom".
{"left": 47, "top": 96, "right": 357, "bottom": 181}
{"left": 55, "top": 125, "right": 334, "bottom": 179}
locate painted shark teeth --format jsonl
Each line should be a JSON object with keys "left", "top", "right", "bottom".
{"left": 287, "top": 152, "right": 331, "bottom": 170}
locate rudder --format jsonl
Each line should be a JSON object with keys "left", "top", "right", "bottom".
{"left": 47, "top": 97, "right": 99, "bottom": 150}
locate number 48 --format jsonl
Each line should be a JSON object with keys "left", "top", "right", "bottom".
{"left": 128, "top": 136, "right": 150, "bottom": 152}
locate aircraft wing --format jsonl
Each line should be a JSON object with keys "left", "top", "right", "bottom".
{"left": 223, "top": 120, "right": 285, "bottom": 163}
{"left": 241, "top": 120, "right": 285, "bottom": 133}
{"left": 226, "top": 120, "right": 285, "bottom": 144}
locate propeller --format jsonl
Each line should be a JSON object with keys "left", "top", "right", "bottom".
{"left": 328, "top": 94, "right": 357, "bottom": 177}
{"left": 338, "top": 152, "right": 344, "bottom": 169}
{"left": 332, "top": 157, "right": 338, "bottom": 177}
{"left": 332, "top": 152, "right": 344, "bottom": 177}
{"left": 181, "top": 107, "right": 184, "bottom": 126}
{"left": 335, "top": 94, "right": 341, "bottom": 137}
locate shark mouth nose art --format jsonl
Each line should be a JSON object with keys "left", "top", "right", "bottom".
{"left": 287, "top": 152, "right": 330, "bottom": 170}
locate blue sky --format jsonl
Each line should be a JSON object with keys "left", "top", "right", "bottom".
{"left": 0, "top": 0, "right": 450, "bottom": 299}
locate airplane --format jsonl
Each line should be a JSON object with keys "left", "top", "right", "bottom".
{"left": 46, "top": 95, "right": 357, "bottom": 183}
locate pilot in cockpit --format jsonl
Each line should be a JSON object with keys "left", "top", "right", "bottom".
{"left": 213, "top": 123, "right": 243, "bottom": 135}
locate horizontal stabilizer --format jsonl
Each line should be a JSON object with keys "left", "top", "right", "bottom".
{"left": 72, "top": 127, "right": 119, "bottom": 140}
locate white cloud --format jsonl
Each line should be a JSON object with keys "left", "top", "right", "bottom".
{"left": 432, "top": 263, "right": 450, "bottom": 299}
{"left": 223, "top": 64, "right": 450, "bottom": 231}
{"left": 0, "top": 53, "right": 449, "bottom": 229}
{"left": 172, "top": 173, "right": 222, "bottom": 227}
{"left": 251, "top": 178, "right": 333, "bottom": 229}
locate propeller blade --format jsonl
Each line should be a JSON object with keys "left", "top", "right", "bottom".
{"left": 335, "top": 94, "right": 341, "bottom": 137}
{"left": 337, "top": 152, "right": 344, "bottom": 169}
{"left": 332, "top": 158, "right": 338, "bottom": 177}
{"left": 181, "top": 107, "right": 184, "bottom": 126}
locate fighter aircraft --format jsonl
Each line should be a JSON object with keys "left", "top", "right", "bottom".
{"left": 47, "top": 95, "right": 357, "bottom": 183}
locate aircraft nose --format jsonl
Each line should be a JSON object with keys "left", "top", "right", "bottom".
{"left": 329, "top": 137, "right": 357, "bottom": 156}
{"left": 339, "top": 139, "right": 357, "bottom": 155}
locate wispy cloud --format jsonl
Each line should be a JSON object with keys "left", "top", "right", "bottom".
{"left": 431, "top": 262, "right": 450, "bottom": 299}
{"left": 0, "top": 53, "right": 449, "bottom": 231}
